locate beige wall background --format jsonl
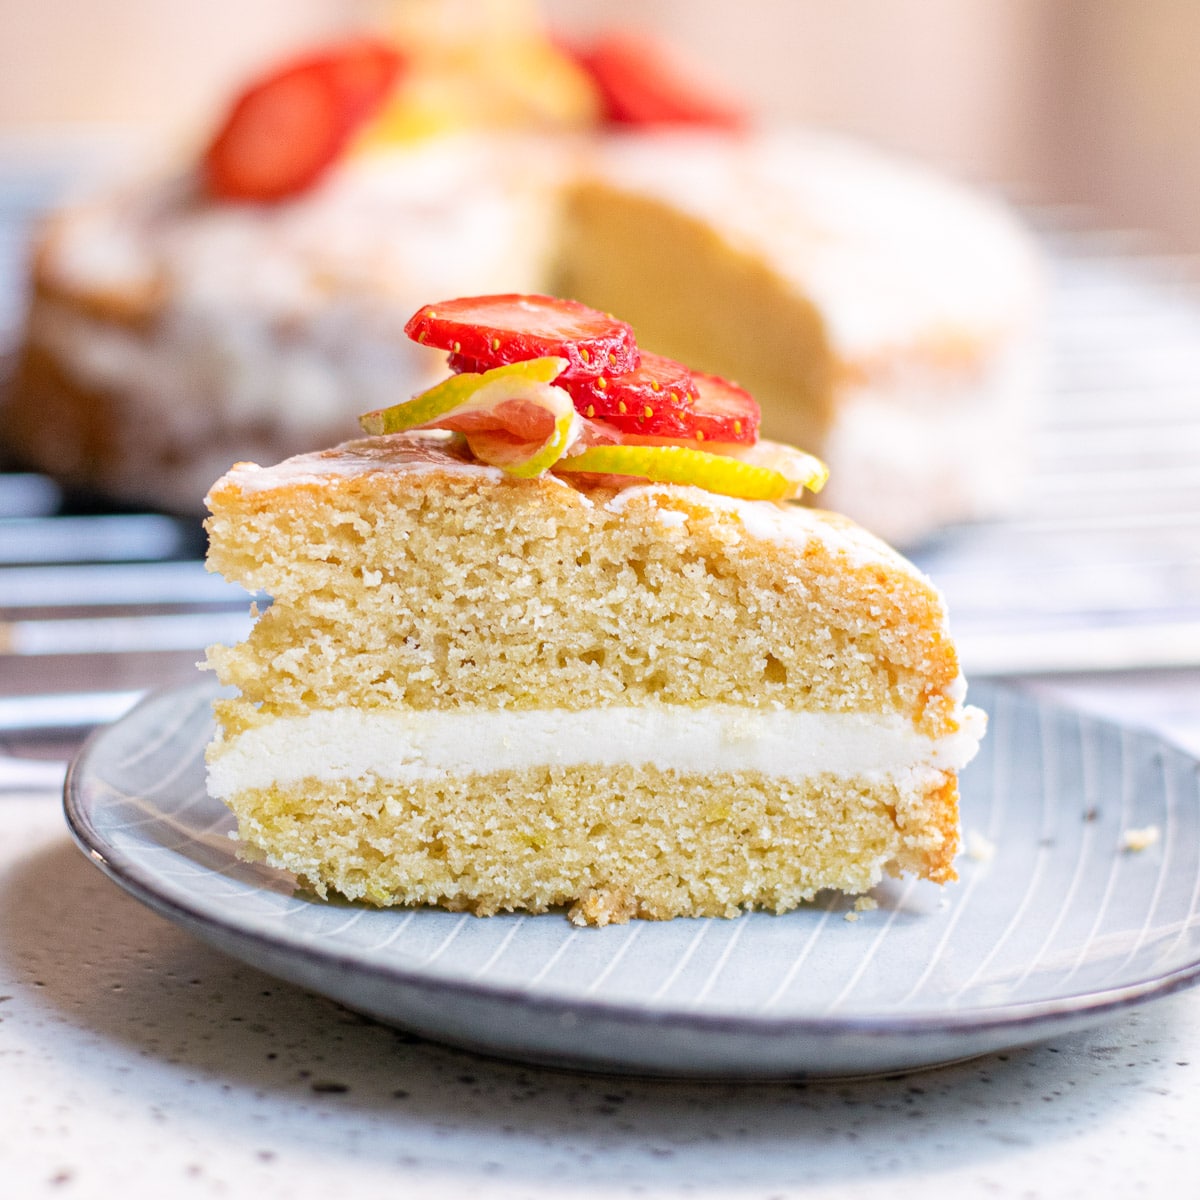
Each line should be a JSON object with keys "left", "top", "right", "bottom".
{"left": 0, "top": 0, "right": 356, "bottom": 141}
{"left": 549, "top": 0, "right": 1200, "bottom": 253}
{"left": 1038, "top": 0, "right": 1200, "bottom": 255}
{"left": 548, "top": 0, "right": 1045, "bottom": 187}
{"left": 1, "top": 0, "right": 1198, "bottom": 252}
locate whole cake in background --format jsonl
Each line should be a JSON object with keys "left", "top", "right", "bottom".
{"left": 0, "top": 0, "right": 1040, "bottom": 546}
{"left": 204, "top": 294, "right": 985, "bottom": 924}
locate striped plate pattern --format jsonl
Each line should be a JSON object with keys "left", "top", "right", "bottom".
{"left": 64, "top": 679, "right": 1200, "bottom": 1078}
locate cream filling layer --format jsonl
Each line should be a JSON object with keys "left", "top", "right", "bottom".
{"left": 207, "top": 704, "right": 985, "bottom": 798}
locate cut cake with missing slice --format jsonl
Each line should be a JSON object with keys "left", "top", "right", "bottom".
{"left": 204, "top": 431, "right": 984, "bottom": 925}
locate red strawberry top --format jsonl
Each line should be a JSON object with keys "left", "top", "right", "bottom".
{"left": 360, "top": 294, "right": 828, "bottom": 503}
{"left": 564, "top": 30, "right": 749, "bottom": 132}
{"left": 406, "top": 294, "right": 639, "bottom": 383}
{"left": 409, "top": 293, "right": 759, "bottom": 446}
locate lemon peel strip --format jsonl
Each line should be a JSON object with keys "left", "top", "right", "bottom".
{"left": 554, "top": 443, "right": 827, "bottom": 501}
{"left": 359, "top": 357, "right": 568, "bottom": 435}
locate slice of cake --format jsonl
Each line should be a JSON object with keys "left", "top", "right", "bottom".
{"left": 204, "top": 432, "right": 982, "bottom": 924}
{"left": 203, "top": 295, "right": 984, "bottom": 924}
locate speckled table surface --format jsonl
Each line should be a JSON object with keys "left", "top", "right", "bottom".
{"left": 1, "top": 674, "right": 1198, "bottom": 1200}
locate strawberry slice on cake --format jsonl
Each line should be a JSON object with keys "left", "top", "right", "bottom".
{"left": 363, "top": 295, "right": 817, "bottom": 497}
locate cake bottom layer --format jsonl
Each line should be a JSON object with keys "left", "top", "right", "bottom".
{"left": 224, "top": 764, "right": 959, "bottom": 925}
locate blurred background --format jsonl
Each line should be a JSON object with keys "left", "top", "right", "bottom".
{"left": 0, "top": 0, "right": 1198, "bottom": 252}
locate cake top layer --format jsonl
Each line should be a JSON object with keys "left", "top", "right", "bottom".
{"left": 205, "top": 428, "right": 965, "bottom": 728}
{"left": 210, "top": 430, "right": 924, "bottom": 578}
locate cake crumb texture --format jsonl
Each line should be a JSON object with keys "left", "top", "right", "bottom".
{"left": 205, "top": 446, "right": 961, "bottom": 734}
{"left": 224, "top": 765, "right": 959, "bottom": 924}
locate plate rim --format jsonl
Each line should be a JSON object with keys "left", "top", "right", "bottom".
{"left": 62, "top": 678, "right": 1200, "bottom": 1046}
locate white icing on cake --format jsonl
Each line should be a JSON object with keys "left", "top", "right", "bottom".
{"left": 209, "top": 431, "right": 503, "bottom": 499}
{"left": 207, "top": 702, "right": 986, "bottom": 797}
{"left": 601, "top": 480, "right": 920, "bottom": 573}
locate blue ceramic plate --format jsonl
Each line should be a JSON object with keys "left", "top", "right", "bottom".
{"left": 64, "top": 679, "right": 1200, "bottom": 1078}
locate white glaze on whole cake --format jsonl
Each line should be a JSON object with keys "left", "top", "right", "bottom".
{"left": 21, "top": 137, "right": 560, "bottom": 508}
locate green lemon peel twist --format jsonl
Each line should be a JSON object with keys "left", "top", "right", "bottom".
{"left": 464, "top": 408, "right": 576, "bottom": 478}
{"left": 359, "top": 360, "right": 829, "bottom": 498}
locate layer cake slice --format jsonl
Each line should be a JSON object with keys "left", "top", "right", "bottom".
{"left": 204, "top": 430, "right": 984, "bottom": 925}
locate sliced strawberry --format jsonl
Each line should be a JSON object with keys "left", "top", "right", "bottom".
{"left": 567, "top": 351, "right": 698, "bottom": 438}
{"left": 682, "top": 370, "right": 760, "bottom": 444}
{"left": 204, "top": 39, "right": 404, "bottom": 202}
{"left": 570, "top": 31, "right": 749, "bottom": 131}
{"left": 572, "top": 360, "right": 758, "bottom": 445}
{"left": 204, "top": 65, "right": 343, "bottom": 201}
{"left": 445, "top": 352, "right": 494, "bottom": 375}
{"left": 406, "top": 294, "right": 638, "bottom": 380}
{"left": 451, "top": 343, "right": 757, "bottom": 444}
{"left": 320, "top": 38, "right": 405, "bottom": 123}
